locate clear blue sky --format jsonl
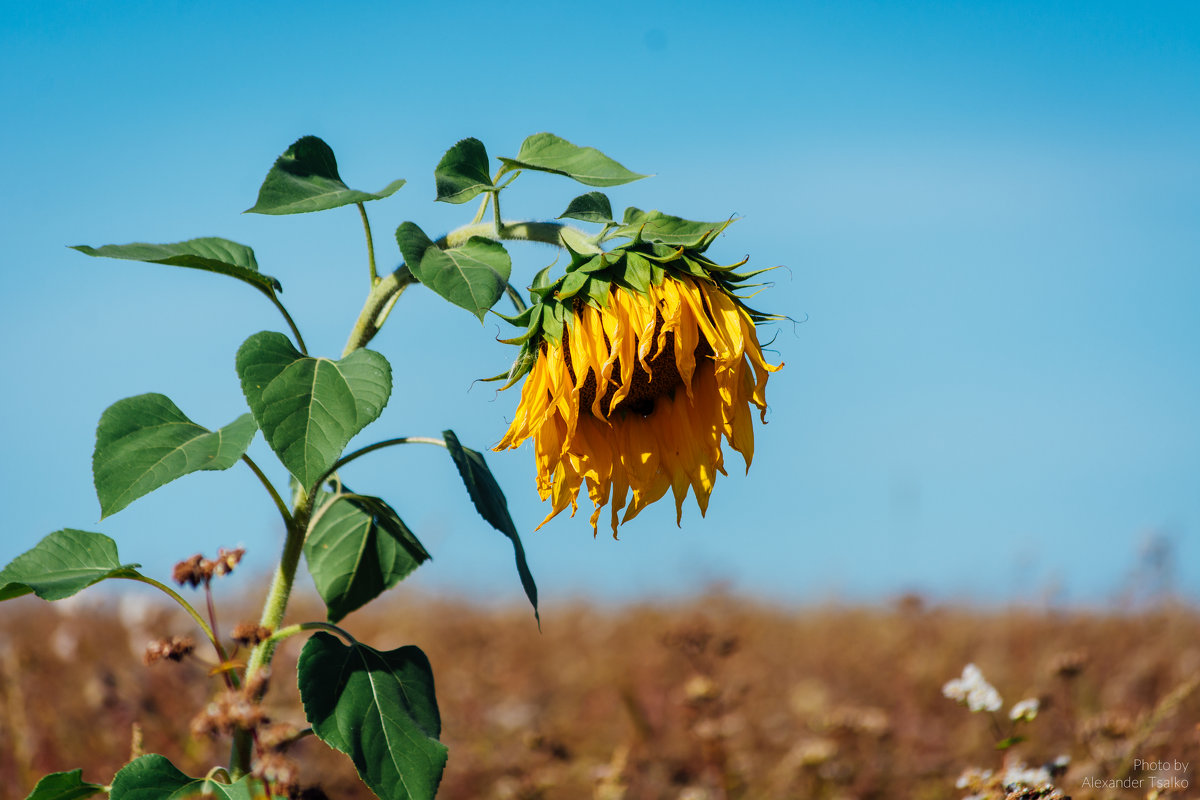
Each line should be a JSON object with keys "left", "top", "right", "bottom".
{"left": 3, "top": 1, "right": 1198, "bottom": 609}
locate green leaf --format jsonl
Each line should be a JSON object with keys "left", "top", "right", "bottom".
{"left": 558, "top": 191, "right": 613, "bottom": 223}
{"left": 498, "top": 133, "right": 646, "bottom": 187}
{"left": 23, "top": 770, "right": 103, "bottom": 800}
{"left": 305, "top": 491, "right": 430, "bottom": 623}
{"left": 995, "top": 735, "right": 1027, "bottom": 750}
{"left": 613, "top": 208, "right": 733, "bottom": 246}
{"left": 299, "top": 633, "right": 447, "bottom": 800}
{"left": 246, "top": 135, "right": 405, "bottom": 215}
{"left": 93, "top": 394, "right": 256, "bottom": 519}
{"left": 109, "top": 754, "right": 254, "bottom": 799}
{"left": 622, "top": 251, "right": 652, "bottom": 294}
{"left": 71, "top": 238, "right": 281, "bottom": 297}
{"left": 0, "top": 530, "right": 141, "bottom": 603}
{"left": 434, "top": 137, "right": 494, "bottom": 204}
{"left": 236, "top": 332, "right": 391, "bottom": 489}
{"left": 396, "top": 222, "right": 512, "bottom": 322}
{"left": 442, "top": 430, "right": 538, "bottom": 624}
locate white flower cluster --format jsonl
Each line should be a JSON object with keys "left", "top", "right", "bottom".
{"left": 1009, "top": 697, "right": 1039, "bottom": 722}
{"left": 1003, "top": 762, "right": 1052, "bottom": 788}
{"left": 942, "top": 663, "right": 1003, "bottom": 712}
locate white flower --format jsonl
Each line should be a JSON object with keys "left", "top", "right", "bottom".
{"left": 1003, "top": 762, "right": 1051, "bottom": 788}
{"left": 1009, "top": 697, "right": 1039, "bottom": 722}
{"left": 943, "top": 663, "right": 1003, "bottom": 712}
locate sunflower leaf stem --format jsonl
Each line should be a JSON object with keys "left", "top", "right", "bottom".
{"left": 357, "top": 201, "right": 379, "bottom": 286}
{"left": 320, "top": 436, "right": 448, "bottom": 484}
{"left": 344, "top": 221, "right": 597, "bottom": 355}
{"left": 504, "top": 282, "right": 528, "bottom": 313}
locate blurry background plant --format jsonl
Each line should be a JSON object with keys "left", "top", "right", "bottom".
{"left": 2, "top": 590, "right": 1197, "bottom": 799}
{"left": 0, "top": 133, "right": 781, "bottom": 799}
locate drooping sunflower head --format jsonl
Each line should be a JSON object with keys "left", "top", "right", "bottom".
{"left": 493, "top": 214, "right": 782, "bottom": 537}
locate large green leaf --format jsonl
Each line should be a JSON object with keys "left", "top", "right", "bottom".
{"left": 0, "top": 530, "right": 141, "bottom": 603}
{"left": 442, "top": 430, "right": 538, "bottom": 623}
{"left": 71, "top": 238, "right": 281, "bottom": 297}
{"left": 93, "top": 393, "right": 256, "bottom": 519}
{"left": 434, "top": 137, "right": 494, "bottom": 204}
{"left": 305, "top": 491, "right": 430, "bottom": 623}
{"left": 558, "top": 191, "right": 614, "bottom": 223}
{"left": 396, "top": 222, "right": 511, "bottom": 322}
{"left": 612, "top": 208, "right": 733, "bottom": 247}
{"left": 236, "top": 332, "right": 391, "bottom": 489}
{"left": 246, "top": 135, "right": 405, "bottom": 215}
{"left": 498, "top": 133, "right": 646, "bottom": 187}
{"left": 299, "top": 632, "right": 446, "bottom": 800}
{"left": 23, "top": 770, "right": 103, "bottom": 800}
{"left": 109, "top": 754, "right": 255, "bottom": 800}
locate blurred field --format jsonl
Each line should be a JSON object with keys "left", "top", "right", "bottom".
{"left": 1, "top": 589, "right": 1197, "bottom": 799}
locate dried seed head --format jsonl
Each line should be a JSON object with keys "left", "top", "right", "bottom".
{"left": 1049, "top": 649, "right": 1089, "bottom": 679}
{"left": 253, "top": 751, "right": 299, "bottom": 797}
{"left": 172, "top": 554, "right": 209, "bottom": 588}
{"left": 189, "top": 687, "right": 269, "bottom": 738}
{"left": 232, "top": 622, "right": 273, "bottom": 647}
{"left": 258, "top": 721, "right": 301, "bottom": 752}
{"left": 143, "top": 636, "right": 195, "bottom": 665}
{"left": 213, "top": 547, "right": 246, "bottom": 577}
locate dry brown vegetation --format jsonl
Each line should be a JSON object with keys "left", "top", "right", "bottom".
{"left": 1, "top": 589, "right": 1197, "bottom": 799}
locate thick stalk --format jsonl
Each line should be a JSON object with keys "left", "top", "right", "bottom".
{"left": 229, "top": 500, "right": 311, "bottom": 778}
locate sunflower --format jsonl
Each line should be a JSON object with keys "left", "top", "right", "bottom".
{"left": 493, "top": 224, "right": 781, "bottom": 537}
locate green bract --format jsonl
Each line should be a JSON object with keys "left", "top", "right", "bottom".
{"left": 490, "top": 211, "right": 779, "bottom": 390}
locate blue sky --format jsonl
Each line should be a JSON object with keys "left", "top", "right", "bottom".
{"left": 2, "top": 1, "right": 1198, "bottom": 610}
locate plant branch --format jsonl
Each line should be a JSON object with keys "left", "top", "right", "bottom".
{"left": 504, "top": 282, "right": 528, "bottom": 313}
{"left": 118, "top": 575, "right": 233, "bottom": 680}
{"left": 324, "top": 435, "right": 447, "bottom": 480}
{"left": 241, "top": 454, "right": 292, "bottom": 527}
{"left": 267, "top": 291, "right": 308, "bottom": 355}
{"left": 357, "top": 202, "right": 378, "bottom": 285}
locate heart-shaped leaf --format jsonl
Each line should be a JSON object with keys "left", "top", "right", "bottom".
{"left": 109, "top": 754, "right": 255, "bottom": 800}
{"left": 0, "top": 530, "right": 141, "bottom": 603}
{"left": 434, "top": 137, "right": 494, "bottom": 204}
{"left": 236, "top": 332, "right": 391, "bottom": 489}
{"left": 499, "top": 133, "right": 646, "bottom": 187}
{"left": 558, "top": 191, "right": 614, "bottom": 223}
{"left": 93, "top": 393, "right": 257, "bottom": 519}
{"left": 22, "top": 769, "right": 103, "bottom": 800}
{"left": 442, "top": 430, "right": 538, "bottom": 624}
{"left": 305, "top": 491, "right": 430, "bottom": 623}
{"left": 71, "top": 238, "right": 281, "bottom": 297}
{"left": 396, "top": 222, "right": 511, "bottom": 322}
{"left": 299, "top": 633, "right": 446, "bottom": 800}
{"left": 247, "top": 136, "right": 406, "bottom": 215}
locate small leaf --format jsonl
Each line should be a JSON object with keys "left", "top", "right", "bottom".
{"left": 995, "top": 735, "right": 1027, "bottom": 750}
{"left": 555, "top": 269, "right": 589, "bottom": 301}
{"left": 396, "top": 223, "right": 512, "bottom": 322}
{"left": 23, "top": 770, "right": 103, "bottom": 800}
{"left": 93, "top": 394, "right": 256, "bottom": 518}
{"left": 0, "top": 530, "right": 141, "bottom": 603}
{"left": 71, "top": 238, "right": 281, "bottom": 297}
{"left": 236, "top": 332, "right": 391, "bottom": 489}
{"left": 613, "top": 208, "right": 733, "bottom": 246}
{"left": 305, "top": 491, "right": 430, "bottom": 623}
{"left": 498, "top": 133, "right": 646, "bottom": 187}
{"left": 299, "top": 633, "right": 447, "bottom": 800}
{"left": 442, "top": 430, "right": 538, "bottom": 623}
{"left": 109, "top": 754, "right": 254, "bottom": 799}
{"left": 434, "top": 137, "right": 494, "bottom": 204}
{"left": 558, "top": 191, "right": 613, "bottom": 223}
{"left": 247, "top": 136, "right": 405, "bottom": 215}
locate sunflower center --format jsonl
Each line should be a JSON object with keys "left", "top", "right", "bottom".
{"left": 564, "top": 310, "right": 707, "bottom": 418}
